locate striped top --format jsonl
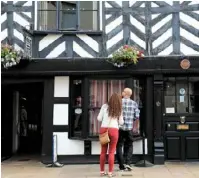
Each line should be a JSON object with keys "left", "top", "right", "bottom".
{"left": 97, "top": 104, "right": 124, "bottom": 129}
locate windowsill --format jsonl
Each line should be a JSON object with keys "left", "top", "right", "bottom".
{"left": 164, "top": 113, "right": 199, "bottom": 116}
{"left": 23, "top": 28, "right": 103, "bottom": 36}
{"left": 69, "top": 135, "right": 143, "bottom": 141}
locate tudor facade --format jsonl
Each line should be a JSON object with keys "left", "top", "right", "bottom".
{"left": 1, "top": 1, "right": 199, "bottom": 164}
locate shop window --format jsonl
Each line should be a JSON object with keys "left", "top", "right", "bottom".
{"left": 70, "top": 79, "right": 83, "bottom": 137}
{"left": 164, "top": 77, "right": 199, "bottom": 114}
{"left": 189, "top": 77, "right": 199, "bottom": 113}
{"left": 89, "top": 80, "right": 125, "bottom": 136}
{"left": 70, "top": 77, "right": 144, "bottom": 139}
{"left": 37, "top": 1, "right": 99, "bottom": 31}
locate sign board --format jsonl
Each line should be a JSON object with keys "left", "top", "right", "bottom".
{"left": 166, "top": 107, "right": 175, "bottom": 113}
{"left": 177, "top": 124, "right": 189, "bottom": 130}
{"left": 180, "top": 59, "right": 190, "bottom": 70}
{"left": 179, "top": 88, "right": 185, "bottom": 95}
{"left": 24, "top": 36, "right": 32, "bottom": 58}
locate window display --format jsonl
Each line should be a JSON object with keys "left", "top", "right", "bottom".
{"left": 164, "top": 77, "right": 199, "bottom": 114}
{"left": 89, "top": 80, "right": 125, "bottom": 136}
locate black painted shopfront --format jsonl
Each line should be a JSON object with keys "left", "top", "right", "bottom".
{"left": 2, "top": 56, "right": 199, "bottom": 164}
{"left": 163, "top": 77, "right": 199, "bottom": 161}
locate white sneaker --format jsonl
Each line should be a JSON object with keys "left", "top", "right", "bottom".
{"left": 125, "top": 164, "right": 133, "bottom": 170}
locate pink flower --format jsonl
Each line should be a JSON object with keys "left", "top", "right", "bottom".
{"left": 123, "top": 45, "right": 129, "bottom": 49}
{"left": 138, "top": 51, "right": 144, "bottom": 58}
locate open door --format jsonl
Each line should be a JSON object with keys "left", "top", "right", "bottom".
{"left": 1, "top": 86, "right": 13, "bottom": 160}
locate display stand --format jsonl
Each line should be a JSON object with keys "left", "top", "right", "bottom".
{"left": 46, "top": 135, "right": 64, "bottom": 168}
{"left": 134, "top": 132, "right": 153, "bottom": 167}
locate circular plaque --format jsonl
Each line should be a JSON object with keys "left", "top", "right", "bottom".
{"left": 179, "top": 88, "right": 185, "bottom": 95}
{"left": 180, "top": 59, "right": 190, "bottom": 69}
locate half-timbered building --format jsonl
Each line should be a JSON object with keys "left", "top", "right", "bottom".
{"left": 1, "top": 1, "right": 199, "bottom": 164}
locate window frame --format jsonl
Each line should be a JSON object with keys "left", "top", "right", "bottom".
{"left": 37, "top": 1, "right": 100, "bottom": 31}
{"left": 69, "top": 75, "right": 144, "bottom": 140}
{"left": 163, "top": 76, "right": 199, "bottom": 115}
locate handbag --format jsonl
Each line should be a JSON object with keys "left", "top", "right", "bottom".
{"left": 99, "top": 119, "right": 112, "bottom": 145}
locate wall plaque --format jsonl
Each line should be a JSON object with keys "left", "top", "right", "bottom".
{"left": 180, "top": 59, "right": 190, "bottom": 69}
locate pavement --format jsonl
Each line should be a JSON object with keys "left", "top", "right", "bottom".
{"left": 1, "top": 160, "right": 199, "bottom": 178}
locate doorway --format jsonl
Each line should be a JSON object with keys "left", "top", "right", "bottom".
{"left": 1, "top": 82, "right": 44, "bottom": 161}
{"left": 1, "top": 86, "right": 13, "bottom": 161}
{"left": 163, "top": 77, "right": 199, "bottom": 161}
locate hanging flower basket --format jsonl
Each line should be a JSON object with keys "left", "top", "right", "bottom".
{"left": 1, "top": 44, "right": 30, "bottom": 69}
{"left": 107, "top": 45, "right": 144, "bottom": 68}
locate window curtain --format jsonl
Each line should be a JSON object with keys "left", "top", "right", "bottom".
{"left": 89, "top": 80, "right": 125, "bottom": 136}
{"left": 38, "top": 1, "right": 48, "bottom": 30}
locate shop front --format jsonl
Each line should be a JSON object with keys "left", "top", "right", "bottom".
{"left": 2, "top": 56, "right": 199, "bottom": 164}
{"left": 163, "top": 76, "right": 199, "bottom": 161}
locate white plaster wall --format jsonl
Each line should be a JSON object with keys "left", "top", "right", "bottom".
{"left": 53, "top": 76, "right": 69, "bottom": 125}
{"left": 91, "top": 139, "right": 148, "bottom": 155}
{"left": 54, "top": 76, "right": 69, "bottom": 97}
{"left": 53, "top": 132, "right": 84, "bottom": 155}
{"left": 53, "top": 104, "right": 68, "bottom": 125}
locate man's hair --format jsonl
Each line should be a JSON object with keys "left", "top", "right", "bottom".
{"left": 124, "top": 88, "right": 132, "bottom": 97}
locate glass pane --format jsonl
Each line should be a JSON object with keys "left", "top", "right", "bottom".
{"left": 89, "top": 80, "right": 107, "bottom": 108}
{"left": 60, "top": 2, "right": 77, "bottom": 29}
{"left": 133, "top": 80, "right": 143, "bottom": 108}
{"left": 177, "top": 95, "right": 188, "bottom": 113}
{"left": 164, "top": 77, "right": 175, "bottom": 95}
{"left": 73, "top": 80, "right": 82, "bottom": 106}
{"left": 165, "top": 96, "right": 176, "bottom": 113}
{"left": 176, "top": 78, "right": 188, "bottom": 96}
{"left": 71, "top": 108, "right": 83, "bottom": 137}
{"left": 189, "top": 77, "right": 199, "bottom": 95}
{"left": 89, "top": 108, "right": 100, "bottom": 136}
{"left": 71, "top": 79, "right": 82, "bottom": 137}
{"left": 108, "top": 80, "right": 125, "bottom": 98}
{"left": 38, "top": 2, "right": 57, "bottom": 30}
{"left": 79, "top": 1, "right": 98, "bottom": 30}
{"left": 89, "top": 79, "right": 125, "bottom": 136}
{"left": 189, "top": 95, "right": 199, "bottom": 113}
{"left": 89, "top": 80, "right": 107, "bottom": 136}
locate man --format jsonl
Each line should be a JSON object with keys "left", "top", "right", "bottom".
{"left": 116, "top": 88, "right": 140, "bottom": 171}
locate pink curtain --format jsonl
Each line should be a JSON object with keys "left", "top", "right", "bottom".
{"left": 89, "top": 80, "right": 125, "bottom": 136}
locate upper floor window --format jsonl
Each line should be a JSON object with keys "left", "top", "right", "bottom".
{"left": 37, "top": 1, "right": 100, "bottom": 31}
{"left": 164, "top": 77, "right": 199, "bottom": 114}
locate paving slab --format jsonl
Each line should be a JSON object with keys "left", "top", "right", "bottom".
{"left": 1, "top": 160, "right": 199, "bottom": 178}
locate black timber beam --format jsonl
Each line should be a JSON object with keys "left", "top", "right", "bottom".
{"left": 1, "top": 56, "right": 199, "bottom": 77}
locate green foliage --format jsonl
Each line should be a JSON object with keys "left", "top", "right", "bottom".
{"left": 1, "top": 44, "right": 23, "bottom": 69}
{"left": 107, "top": 45, "right": 144, "bottom": 67}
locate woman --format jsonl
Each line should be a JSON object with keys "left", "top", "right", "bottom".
{"left": 97, "top": 93, "right": 124, "bottom": 177}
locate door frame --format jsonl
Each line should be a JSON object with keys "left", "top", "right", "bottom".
{"left": 163, "top": 75, "right": 199, "bottom": 161}
{"left": 1, "top": 78, "right": 49, "bottom": 161}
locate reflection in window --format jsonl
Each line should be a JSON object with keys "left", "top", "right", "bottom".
{"left": 89, "top": 80, "right": 125, "bottom": 136}
{"left": 38, "top": 1, "right": 99, "bottom": 31}
{"left": 164, "top": 77, "right": 199, "bottom": 114}
{"left": 164, "top": 96, "right": 176, "bottom": 112}
{"left": 132, "top": 80, "right": 142, "bottom": 135}
{"left": 79, "top": 1, "right": 99, "bottom": 30}
{"left": 176, "top": 77, "right": 188, "bottom": 113}
{"left": 71, "top": 80, "right": 82, "bottom": 137}
{"left": 189, "top": 77, "right": 199, "bottom": 113}
{"left": 164, "top": 77, "right": 175, "bottom": 95}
